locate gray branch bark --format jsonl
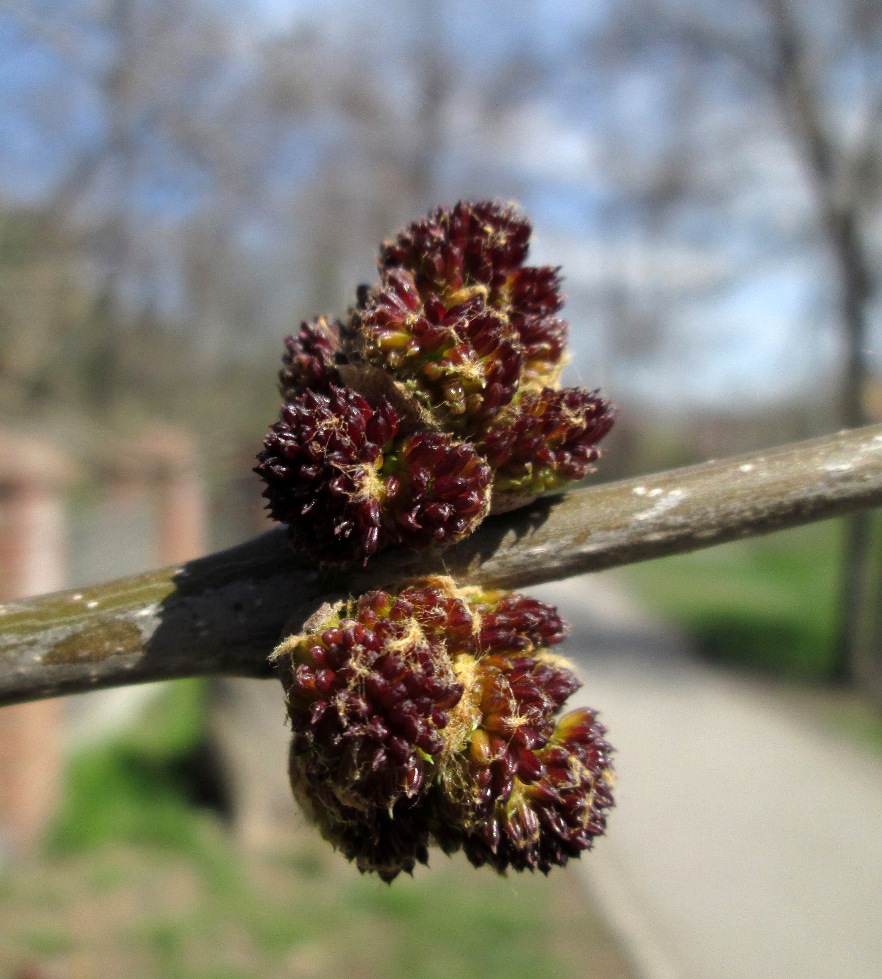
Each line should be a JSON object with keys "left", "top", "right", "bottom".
{"left": 2, "top": 423, "right": 882, "bottom": 707}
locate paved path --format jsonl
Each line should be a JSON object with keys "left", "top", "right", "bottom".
{"left": 530, "top": 573, "right": 882, "bottom": 979}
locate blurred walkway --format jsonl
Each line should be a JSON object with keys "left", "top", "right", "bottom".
{"left": 530, "top": 574, "right": 882, "bottom": 979}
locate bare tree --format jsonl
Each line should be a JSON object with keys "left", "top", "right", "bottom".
{"left": 590, "top": 0, "right": 882, "bottom": 685}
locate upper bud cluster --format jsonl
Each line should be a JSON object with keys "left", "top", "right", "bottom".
{"left": 360, "top": 201, "right": 569, "bottom": 411}
{"left": 257, "top": 200, "right": 614, "bottom": 564}
{"left": 274, "top": 577, "right": 614, "bottom": 881}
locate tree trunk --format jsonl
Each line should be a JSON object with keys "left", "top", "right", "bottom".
{"left": 768, "top": 0, "right": 877, "bottom": 685}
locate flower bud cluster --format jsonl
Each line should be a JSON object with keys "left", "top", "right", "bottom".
{"left": 255, "top": 385, "right": 491, "bottom": 564}
{"left": 279, "top": 316, "right": 344, "bottom": 399}
{"left": 274, "top": 577, "right": 614, "bottom": 881}
{"left": 257, "top": 200, "right": 614, "bottom": 564}
{"left": 479, "top": 387, "right": 617, "bottom": 497}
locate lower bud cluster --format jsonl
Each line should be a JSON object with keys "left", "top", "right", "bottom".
{"left": 274, "top": 577, "right": 614, "bottom": 881}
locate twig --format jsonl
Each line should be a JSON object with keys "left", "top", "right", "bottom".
{"left": 2, "top": 424, "right": 881, "bottom": 706}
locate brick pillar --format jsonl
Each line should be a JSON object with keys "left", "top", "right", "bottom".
{"left": 137, "top": 426, "right": 206, "bottom": 565}
{"left": 0, "top": 433, "right": 74, "bottom": 860}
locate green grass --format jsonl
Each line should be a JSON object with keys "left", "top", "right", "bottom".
{"left": 21, "top": 928, "right": 76, "bottom": 956}
{"left": 49, "top": 679, "right": 208, "bottom": 854}
{"left": 625, "top": 519, "right": 851, "bottom": 680}
{"left": 48, "top": 679, "right": 244, "bottom": 896}
{"left": 0, "top": 841, "right": 625, "bottom": 979}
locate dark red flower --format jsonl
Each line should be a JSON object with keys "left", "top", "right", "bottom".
{"left": 276, "top": 579, "right": 614, "bottom": 880}
{"left": 386, "top": 431, "right": 492, "bottom": 547}
{"left": 278, "top": 579, "right": 480, "bottom": 880}
{"left": 479, "top": 387, "right": 616, "bottom": 497}
{"left": 433, "top": 649, "right": 613, "bottom": 874}
{"left": 351, "top": 268, "right": 524, "bottom": 430}
{"left": 277, "top": 585, "right": 470, "bottom": 814}
{"left": 451, "top": 707, "right": 615, "bottom": 874}
{"left": 261, "top": 201, "right": 616, "bottom": 557}
{"left": 474, "top": 591, "right": 570, "bottom": 652}
{"left": 289, "top": 747, "right": 431, "bottom": 882}
{"left": 255, "top": 385, "right": 398, "bottom": 564}
{"left": 349, "top": 201, "right": 572, "bottom": 434}
{"left": 379, "top": 200, "right": 532, "bottom": 301}
{"left": 279, "top": 316, "right": 344, "bottom": 398}
{"left": 255, "top": 384, "right": 492, "bottom": 563}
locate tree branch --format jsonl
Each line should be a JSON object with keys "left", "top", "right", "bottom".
{"left": 2, "top": 424, "right": 881, "bottom": 706}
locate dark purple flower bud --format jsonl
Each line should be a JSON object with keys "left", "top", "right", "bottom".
{"left": 351, "top": 273, "right": 524, "bottom": 431}
{"left": 278, "top": 577, "right": 612, "bottom": 881}
{"left": 289, "top": 747, "right": 431, "bottom": 882}
{"left": 379, "top": 200, "right": 532, "bottom": 297}
{"left": 262, "top": 200, "right": 616, "bottom": 559}
{"left": 349, "top": 201, "right": 574, "bottom": 431}
{"left": 515, "top": 313, "right": 569, "bottom": 390}
{"left": 279, "top": 316, "right": 345, "bottom": 398}
{"left": 369, "top": 201, "right": 570, "bottom": 395}
{"left": 276, "top": 580, "right": 473, "bottom": 821}
{"left": 480, "top": 387, "right": 616, "bottom": 497}
{"left": 473, "top": 590, "right": 569, "bottom": 652}
{"left": 386, "top": 432, "right": 492, "bottom": 548}
{"left": 433, "top": 650, "right": 614, "bottom": 875}
{"left": 254, "top": 385, "right": 399, "bottom": 565}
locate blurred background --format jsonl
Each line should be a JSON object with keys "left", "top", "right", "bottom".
{"left": 1, "top": 0, "right": 881, "bottom": 977}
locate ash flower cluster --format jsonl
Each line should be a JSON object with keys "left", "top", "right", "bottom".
{"left": 256, "top": 200, "right": 615, "bottom": 564}
{"left": 274, "top": 577, "right": 614, "bottom": 881}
